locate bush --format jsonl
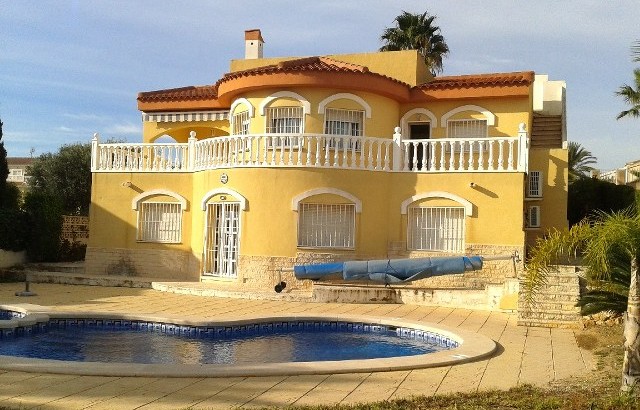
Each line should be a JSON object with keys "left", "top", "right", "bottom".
{"left": 0, "top": 182, "right": 21, "bottom": 209}
{"left": 59, "top": 240, "right": 87, "bottom": 262}
{"left": 23, "top": 191, "right": 63, "bottom": 262}
{"left": 568, "top": 178, "right": 636, "bottom": 226}
{"left": 0, "top": 207, "right": 26, "bottom": 251}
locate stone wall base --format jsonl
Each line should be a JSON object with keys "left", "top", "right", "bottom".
{"left": 0, "top": 249, "right": 26, "bottom": 269}
{"left": 85, "top": 247, "right": 199, "bottom": 281}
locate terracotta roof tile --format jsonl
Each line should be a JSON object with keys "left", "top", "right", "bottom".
{"left": 137, "top": 85, "right": 218, "bottom": 103}
{"left": 217, "top": 56, "right": 410, "bottom": 87}
{"left": 417, "top": 71, "right": 534, "bottom": 90}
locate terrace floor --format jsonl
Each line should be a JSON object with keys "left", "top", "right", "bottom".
{"left": 0, "top": 283, "right": 593, "bottom": 409}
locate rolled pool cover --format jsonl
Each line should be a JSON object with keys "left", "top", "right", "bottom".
{"left": 293, "top": 256, "right": 483, "bottom": 284}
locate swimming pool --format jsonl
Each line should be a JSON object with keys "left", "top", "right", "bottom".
{"left": 0, "top": 304, "right": 497, "bottom": 377}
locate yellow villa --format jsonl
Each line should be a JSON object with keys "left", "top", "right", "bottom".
{"left": 86, "top": 29, "right": 567, "bottom": 306}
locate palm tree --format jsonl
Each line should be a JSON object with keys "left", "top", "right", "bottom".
{"left": 380, "top": 11, "right": 449, "bottom": 75}
{"left": 568, "top": 141, "right": 597, "bottom": 183}
{"left": 616, "top": 68, "right": 640, "bottom": 120}
{"left": 617, "top": 40, "right": 640, "bottom": 120}
{"left": 523, "top": 210, "right": 640, "bottom": 392}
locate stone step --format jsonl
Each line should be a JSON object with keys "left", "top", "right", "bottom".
{"left": 25, "top": 262, "right": 85, "bottom": 275}
{"left": 520, "top": 300, "right": 577, "bottom": 311}
{"left": 517, "top": 318, "right": 582, "bottom": 329}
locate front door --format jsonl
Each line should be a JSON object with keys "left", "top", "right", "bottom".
{"left": 409, "top": 123, "right": 430, "bottom": 170}
{"left": 203, "top": 202, "right": 240, "bottom": 278}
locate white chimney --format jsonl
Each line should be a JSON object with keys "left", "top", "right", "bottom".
{"left": 245, "top": 29, "right": 264, "bottom": 59}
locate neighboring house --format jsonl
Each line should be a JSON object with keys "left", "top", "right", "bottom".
{"left": 86, "top": 29, "right": 568, "bottom": 297}
{"left": 6, "top": 157, "right": 33, "bottom": 191}
{"left": 599, "top": 160, "right": 640, "bottom": 190}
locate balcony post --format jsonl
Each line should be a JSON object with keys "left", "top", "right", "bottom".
{"left": 187, "top": 131, "right": 197, "bottom": 171}
{"left": 392, "top": 126, "right": 403, "bottom": 171}
{"left": 517, "top": 122, "right": 529, "bottom": 172}
{"left": 91, "top": 133, "right": 99, "bottom": 172}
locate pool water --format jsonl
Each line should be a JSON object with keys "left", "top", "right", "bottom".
{"left": 0, "top": 327, "right": 447, "bottom": 364}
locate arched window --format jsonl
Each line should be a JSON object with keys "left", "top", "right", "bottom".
{"left": 260, "top": 91, "right": 309, "bottom": 149}
{"left": 132, "top": 190, "right": 187, "bottom": 243}
{"left": 402, "top": 192, "right": 471, "bottom": 252}
{"left": 293, "top": 188, "right": 361, "bottom": 249}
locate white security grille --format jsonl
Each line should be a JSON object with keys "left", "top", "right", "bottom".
{"left": 408, "top": 207, "right": 465, "bottom": 252}
{"left": 265, "top": 106, "right": 303, "bottom": 148}
{"left": 447, "top": 119, "right": 488, "bottom": 138}
{"left": 232, "top": 110, "right": 250, "bottom": 135}
{"left": 203, "top": 202, "right": 240, "bottom": 277}
{"left": 298, "top": 203, "right": 355, "bottom": 248}
{"left": 445, "top": 120, "right": 488, "bottom": 153}
{"left": 137, "top": 202, "right": 182, "bottom": 243}
{"left": 324, "top": 108, "right": 364, "bottom": 151}
{"left": 266, "top": 106, "right": 303, "bottom": 133}
{"left": 528, "top": 171, "right": 542, "bottom": 197}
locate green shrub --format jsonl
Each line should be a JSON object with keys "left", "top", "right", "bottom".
{"left": 0, "top": 207, "right": 26, "bottom": 251}
{"left": 59, "top": 240, "right": 86, "bottom": 262}
{"left": 568, "top": 178, "right": 636, "bottom": 226}
{"left": 23, "top": 191, "right": 63, "bottom": 262}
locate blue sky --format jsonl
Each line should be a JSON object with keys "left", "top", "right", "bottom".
{"left": 0, "top": 1, "right": 638, "bottom": 170}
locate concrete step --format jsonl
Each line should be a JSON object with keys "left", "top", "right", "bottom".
{"left": 25, "top": 262, "right": 85, "bottom": 275}
{"left": 25, "top": 270, "right": 172, "bottom": 288}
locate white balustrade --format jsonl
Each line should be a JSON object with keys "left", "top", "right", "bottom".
{"left": 91, "top": 131, "right": 527, "bottom": 174}
{"left": 94, "top": 142, "right": 188, "bottom": 172}
{"left": 399, "top": 137, "right": 524, "bottom": 172}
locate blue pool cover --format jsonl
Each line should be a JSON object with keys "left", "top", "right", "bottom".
{"left": 294, "top": 256, "right": 483, "bottom": 284}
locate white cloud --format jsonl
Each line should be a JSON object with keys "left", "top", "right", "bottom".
{"left": 63, "top": 113, "right": 111, "bottom": 122}
{"left": 105, "top": 123, "right": 141, "bottom": 135}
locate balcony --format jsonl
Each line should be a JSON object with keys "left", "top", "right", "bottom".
{"left": 91, "top": 125, "right": 529, "bottom": 174}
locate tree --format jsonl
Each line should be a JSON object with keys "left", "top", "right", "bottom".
{"left": 27, "top": 143, "right": 92, "bottom": 215}
{"left": 617, "top": 40, "right": 640, "bottom": 120}
{"left": 380, "top": 10, "right": 449, "bottom": 75}
{"left": 523, "top": 210, "right": 640, "bottom": 392}
{"left": 568, "top": 141, "right": 597, "bottom": 183}
{"left": 568, "top": 177, "right": 635, "bottom": 226}
{"left": 0, "top": 118, "right": 8, "bottom": 196}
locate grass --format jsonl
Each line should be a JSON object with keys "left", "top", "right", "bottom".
{"left": 271, "top": 323, "right": 640, "bottom": 410}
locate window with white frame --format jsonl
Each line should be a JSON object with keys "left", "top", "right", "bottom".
{"left": 298, "top": 203, "right": 355, "bottom": 248}
{"left": 408, "top": 206, "right": 465, "bottom": 252}
{"left": 527, "top": 205, "right": 541, "bottom": 228}
{"left": 232, "top": 110, "right": 250, "bottom": 135}
{"left": 324, "top": 108, "right": 364, "bottom": 151}
{"left": 527, "top": 171, "right": 543, "bottom": 197}
{"left": 265, "top": 106, "right": 303, "bottom": 148}
{"left": 137, "top": 202, "right": 183, "bottom": 243}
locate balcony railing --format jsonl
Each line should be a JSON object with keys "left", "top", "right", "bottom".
{"left": 91, "top": 125, "right": 529, "bottom": 174}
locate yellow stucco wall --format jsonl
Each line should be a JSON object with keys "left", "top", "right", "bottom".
{"left": 526, "top": 147, "right": 569, "bottom": 248}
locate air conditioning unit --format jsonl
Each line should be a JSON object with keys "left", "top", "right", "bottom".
{"left": 527, "top": 206, "right": 541, "bottom": 228}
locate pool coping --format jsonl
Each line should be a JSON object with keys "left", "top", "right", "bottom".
{"left": 0, "top": 303, "right": 497, "bottom": 377}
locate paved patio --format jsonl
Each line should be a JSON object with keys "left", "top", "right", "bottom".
{"left": 0, "top": 283, "right": 593, "bottom": 409}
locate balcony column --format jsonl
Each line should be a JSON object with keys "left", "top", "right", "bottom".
{"left": 91, "top": 133, "right": 99, "bottom": 172}
{"left": 392, "top": 126, "right": 403, "bottom": 171}
{"left": 187, "top": 131, "right": 197, "bottom": 171}
{"left": 517, "top": 123, "right": 529, "bottom": 172}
